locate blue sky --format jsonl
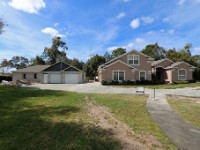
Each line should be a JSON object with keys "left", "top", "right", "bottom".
{"left": 0, "top": 0, "right": 200, "bottom": 62}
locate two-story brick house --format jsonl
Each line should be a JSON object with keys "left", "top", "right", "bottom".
{"left": 98, "top": 50, "right": 154, "bottom": 82}
{"left": 98, "top": 50, "right": 196, "bottom": 83}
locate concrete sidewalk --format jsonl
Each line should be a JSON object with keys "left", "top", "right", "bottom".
{"left": 147, "top": 92, "right": 200, "bottom": 150}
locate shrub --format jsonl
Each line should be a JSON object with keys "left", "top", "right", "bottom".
{"left": 135, "top": 80, "right": 153, "bottom": 85}
{"left": 152, "top": 80, "right": 165, "bottom": 85}
{"left": 126, "top": 80, "right": 135, "bottom": 85}
{"left": 107, "top": 80, "right": 112, "bottom": 85}
{"left": 119, "top": 80, "right": 127, "bottom": 85}
{"left": 188, "top": 80, "right": 196, "bottom": 83}
{"left": 101, "top": 80, "right": 108, "bottom": 85}
{"left": 112, "top": 80, "right": 119, "bottom": 85}
{"left": 101, "top": 80, "right": 168, "bottom": 85}
{"left": 0, "top": 76, "right": 12, "bottom": 83}
{"left": 173, "top": 80, "right": 189, "bottom": 84}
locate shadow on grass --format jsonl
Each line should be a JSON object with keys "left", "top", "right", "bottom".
{"left": 0, "top": 86, "right": 67, "bottom": 101}
{"left": 0, "top": 86, "right": 121, "bottom": 150}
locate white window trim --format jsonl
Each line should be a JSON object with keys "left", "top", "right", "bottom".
{"left": 127, "top": 54, "right": 140, "bottom": 65}
{"left": 178, "top": 69, "right": 187, "bottom": 80}
{"left": 139, "top": 70, "right": 146, "bottom": 81}
{"left": 112, "top": 70, "right": 125, "bottom": 81}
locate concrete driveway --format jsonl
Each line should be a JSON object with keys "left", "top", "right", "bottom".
{"left": 31, "top": 82, "right": 200, "bottom": 97}
{"left": 31, "top": 82, "right": 140, "bottom": 94}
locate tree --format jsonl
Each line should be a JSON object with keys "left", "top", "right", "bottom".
{"left": 111, "top": 48, "right": 126, "bottom": 58}
{"left": 103, "top": 52, "right": 112, "bottom": 62}
{"left": 67, "top": 58, "right": 85, "bottom": 70}
{"left": 30, "top": 55, "right": 45, "bottom": 66}
{"left": 0, "top": 59, "right": 9, "bottom": 75}
{"left": 43, "top": 37, "right": 68, "bottom": 65}
{"left": 0, "top": 18, "right": 5, "bottom": 34}
{"left": 166, "top": 43, "right": 194, "bottom": 64}
{"left": 9, "top": 56, "right": 29, "bottom": 69}
{"left": 183, "top": 43, "right": 192, "bottom": 56}
{"left": 84, "top": 55, "right": 105, "bottom": 79}
{"left": 141, "top": 43, "right": 166, "bottom": 60}
{"left": 192, "top": 55, "right": 200, "bottom": 68}
{"left": 178, "top": 43, "right": 193, "bottom": 64}
{"left": 166, "top": 48, "right": 179, "bottom": 62}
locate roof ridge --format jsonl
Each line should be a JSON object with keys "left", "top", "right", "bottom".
{"left": 105, "top": 49, "right": 153, "bottom": 65}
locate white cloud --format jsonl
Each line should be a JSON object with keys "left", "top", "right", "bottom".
{"left": 54, "top": 23, "right": 60, "bottom": 27}
{"left": 107, "top": 46, "right": 126, "bottom": 51}
{"left": 130, "top": 18, "right": 140, "bottom": 29}
{"left": 41, "top": 27, "right": 66, "bottom": 37}
{"left": 127, "top": 42, "right": 134, "bottom": 48}
{"left": 158, "top": 29, "right": 174, "bottom": 34}
{"left": 194, "top": 47, "right": 200, "bottom": 51}
{"left": 135, "top": 38, "right": 145, "bottom": 44}
{"left": 116, "top": 12, "right": 126, "bottom": 20}
{"left": 141, "top": 16, "right": 154, "bottom": 24}
{"left": 178, "top": 0, "right": 186, "bottom": 5}
{"left": 159, "top": 29, "right": 165, "bottom": 32}
{"left": 147, "top": 31, "right": 155, "bottom": 35}
{"left": 163, "top": 17, "right": 170, "bottom": 22}
{"left": 168, "top": 29, "right": 175, "bottom": 34}
{"left": 8, "top": 0, "right": 45, "bottom": 14}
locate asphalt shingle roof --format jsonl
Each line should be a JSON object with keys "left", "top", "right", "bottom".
{"left": 170, "top": 62, "right": 183, "bottom": 67}
{"left": 151, "top": 59, "right": 166, "bottom": 66}
{"left": 15, "top": 65, "right": 50, "bottom": 73}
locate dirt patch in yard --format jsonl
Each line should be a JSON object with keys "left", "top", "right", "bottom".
{"left": 86, "top": 97, "right": 162, "bottom": 150}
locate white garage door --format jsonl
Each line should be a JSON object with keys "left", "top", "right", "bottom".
{"left": 50, "top": 74, "right": 61, "bottom": 83}
{"left": 65, "top": 73, "right": 79, "bottom": 84}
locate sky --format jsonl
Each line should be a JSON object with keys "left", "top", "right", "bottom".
{"left": 0, "top": 0, "right": 200, "bottom": 62}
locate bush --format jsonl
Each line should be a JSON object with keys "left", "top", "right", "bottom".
{"left": 0, "top": 76, "right": 12, "bottom": 83}
{"left": 101, "top": 79, "right": 168, "bottom": 86}
{"left": 101, "top": 80, "right": 108, "bottom": 85}
{"left": 127, "top": 80, "right": 135, "bottom": 85}
{"left": 112, "top": 80, "right": 119, "bottom": 85}
{"left": 173, "top": 80, "right": 189, "bottom": 84}
{"left": 135, "top": 80, "right": 153, "bottom": 85}
{"left": 188, "top": 80, "right": 196, "bottom": 83}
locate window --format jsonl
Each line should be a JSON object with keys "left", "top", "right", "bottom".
{"left": 34, "top": 74, "right": 37, "bottom": 79}
{"left": 113, "top": 70, "right": 125, "bottom": 81}
{"left": 178, "top": 69, "right": 186, "bottom": 80}
{"left": 128, "top": 55, "right": 133, "bottom": 65}
{"left": 119, "top": 71, "right": 124, "bottom": 80}
{"left": 139, "top": 71, "right": 146, "bottom": 81}
{"left": 113, "top": 71, "right": 118, "bottom": 80}
{"left": 134, "top": 55, "right": 139, "bottom": 65}
{"left": 128, "top": 54, "right": 139, "bottom": 65}
{"left": 23, "top": 74, "right": 26, "bottom": 79}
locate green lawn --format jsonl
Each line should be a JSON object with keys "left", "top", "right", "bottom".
{"left": 87, "top": 94, "right": 176, "bottom": 149}
{"left": 0, "top": 86, "right": 120, "bottom": 150}
{"left": 110, "top": 82, "right": 200, "bottom": 89}
{"left": 168, "top": 96, "right": 200, "bottom": 129}
{"left": 0, "top": 86, "right": 175, "bottom": 149}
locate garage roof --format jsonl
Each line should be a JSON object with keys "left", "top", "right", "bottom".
{"left": 14, "top": 65, "right": 50, "bottom": 73}
{"left": 44, "top": 62, "right": 70, "bottom": 71}
{"left": 64, "top": 66, "right": 79, "bottom": 71}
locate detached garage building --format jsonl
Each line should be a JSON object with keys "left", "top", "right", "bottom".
{"left": 13, "top": 62, "right": 85, "bottom": 84}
